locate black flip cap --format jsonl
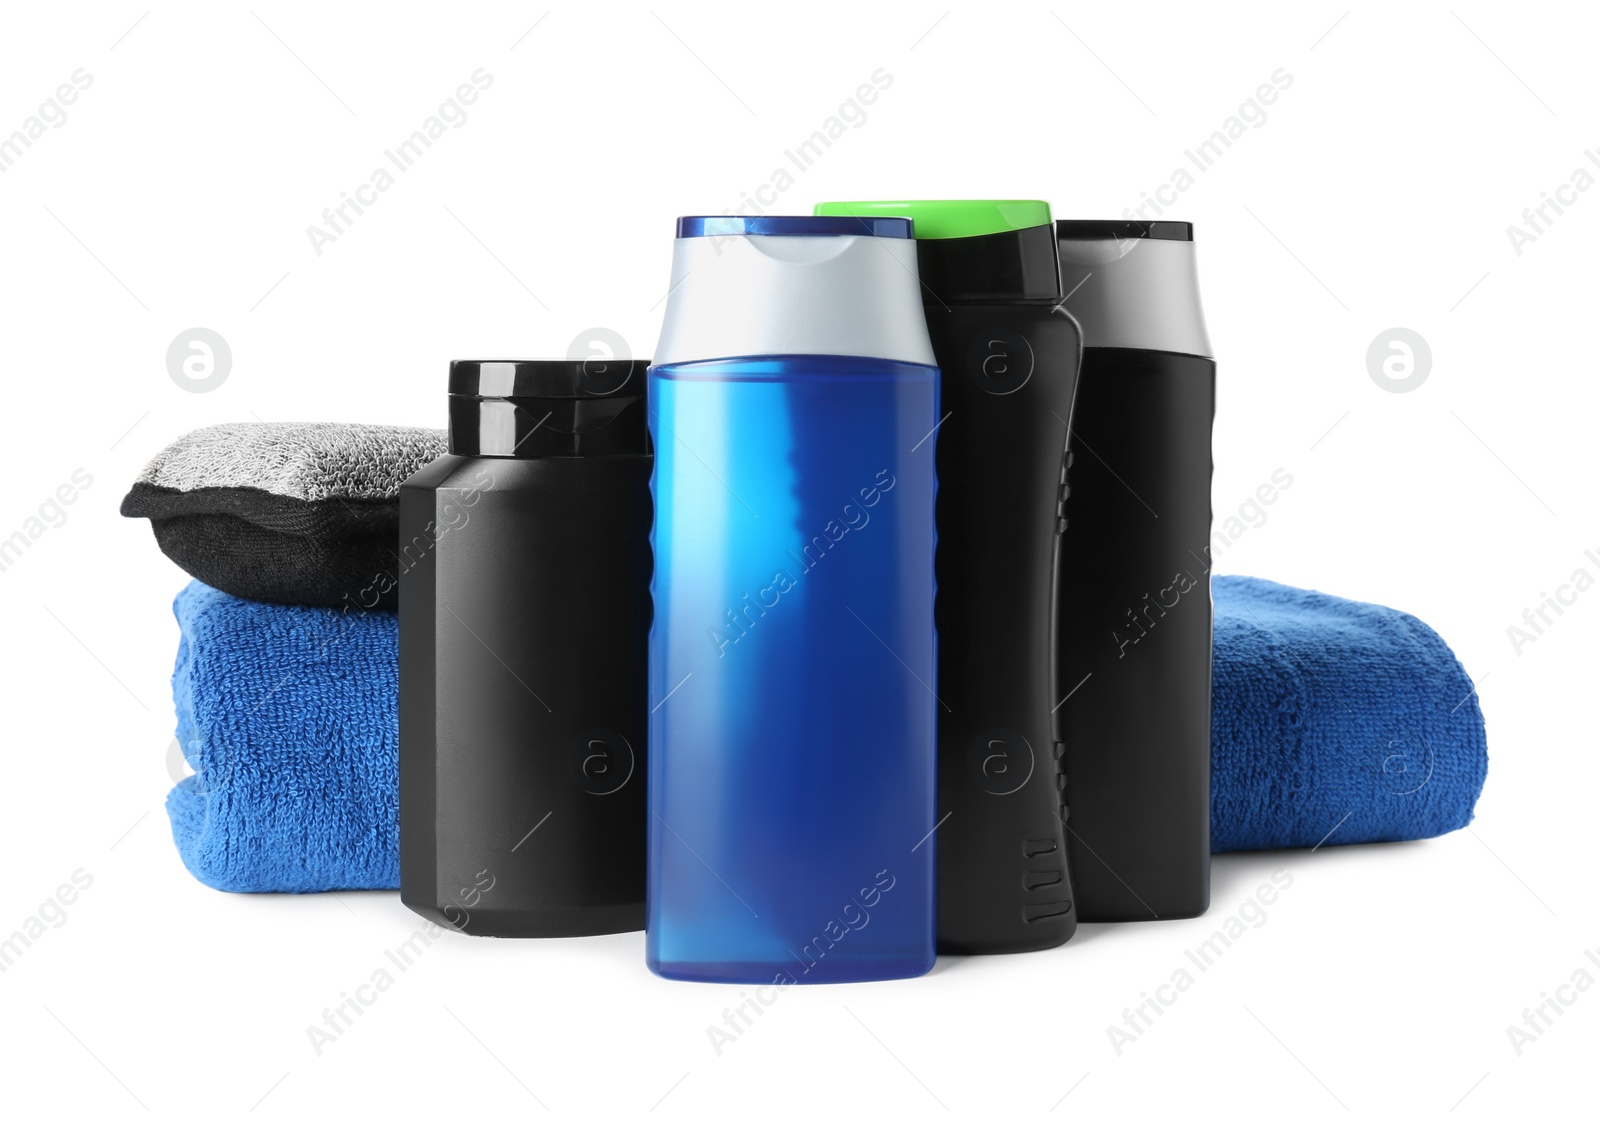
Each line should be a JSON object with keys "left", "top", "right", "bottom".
{"left": 447, "top": 359, "right": 650, "bottom": 459}
{"left": 913, "top": 224, "right": 1063, "bottom": 304}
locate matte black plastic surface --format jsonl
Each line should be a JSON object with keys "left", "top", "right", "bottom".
{"left": 926, "top": 301, "right": 1082, "bottom": 954}
{"left": 1058, "top": 347, "right": 1215, "bottom": 922}
{"left": 399, "top": 454, "right": 652, "bottom": 936}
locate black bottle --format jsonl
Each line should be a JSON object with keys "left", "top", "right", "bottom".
{"left": 1056, "top": 221, "right": 1215, "bottom": 922}
{"left": 817, "top": 200, "right": 1081, "bottom": 954}
{"left": 399, "top": 358, "right": 652, "bottom": 937}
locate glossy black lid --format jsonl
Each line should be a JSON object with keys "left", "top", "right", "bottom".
{"left": 1055, "top": 220, "right": 1193, "bottom": 242}
{"left": 449, "top": 358, "right": 648, "bottom": 399}
{"left": 447, "top": 359, "right": 649, "bottom": 458}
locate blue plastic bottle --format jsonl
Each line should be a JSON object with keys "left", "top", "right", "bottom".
{"left": 647, "top": 216, "right": 939, "bottom": 983}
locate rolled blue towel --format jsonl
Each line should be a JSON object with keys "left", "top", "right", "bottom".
{"left": 164, "top": 577, "right": 1487, "bottom": 892}
{"left": 167, "top": 581, "right": 398, "bottom": 892}
{"left": 1211, "top": 575, "right": 1487, "bottom": 851}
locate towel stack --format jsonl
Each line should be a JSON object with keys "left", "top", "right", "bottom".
{"left": 123, "top": 423, "right": 444, "bottom": 890}
{"left": 125, "top": 425, "right": 1489, "bottom": 894}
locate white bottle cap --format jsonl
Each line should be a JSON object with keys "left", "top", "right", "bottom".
{"left": 653, "top": 216, "right": 938, "bottom": 368}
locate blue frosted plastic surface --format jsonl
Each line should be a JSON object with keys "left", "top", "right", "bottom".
{"left": 646, "top": 355, "right": 939, "bottom": 983}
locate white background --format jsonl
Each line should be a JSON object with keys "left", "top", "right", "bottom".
{"left": 1, "top": 2, "right": 1595, "bottom": 1118}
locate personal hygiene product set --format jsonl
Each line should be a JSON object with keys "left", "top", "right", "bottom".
{"left": 123, "top": 200, "right": 1489, "bottom": 985}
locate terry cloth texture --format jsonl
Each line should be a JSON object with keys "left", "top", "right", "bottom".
{"left": 167, "top": 581, "right": 398, "bottom": 892}
{"left": 1211, "top": 575, "right": 1488, "bottom": 852}
{"left": 163, "top": 577, "right": 1489, "bottom": 893}
{"left": 122, "top": 422, "right": 446, "bottom": 610}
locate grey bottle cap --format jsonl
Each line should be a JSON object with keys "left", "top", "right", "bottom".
{"left": 1056, "top": 223, "right": 1213, "bottom": 359}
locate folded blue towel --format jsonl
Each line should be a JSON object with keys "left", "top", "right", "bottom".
{"left": 165, "top": 576, "right": 1487, "bottom": 892}
{"left": 1211, "top": 575, "right": 1487, "bottom": 851}
{"left": 168, "top": 581, "right": 398, "bottom": 892}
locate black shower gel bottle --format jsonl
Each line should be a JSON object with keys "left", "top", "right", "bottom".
{"left": 817, "top": 200, "right": 1081, "bottom": 954}
{"left": 1056, "top": 221, "right": 1215, "bottom": 922}
{"left": 399, "top": 359, "right": 651, "bottom": 937}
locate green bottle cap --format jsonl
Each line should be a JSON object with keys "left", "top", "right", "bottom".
{"left": 813, "top": 199, "right": 1052, "bottom": 240}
